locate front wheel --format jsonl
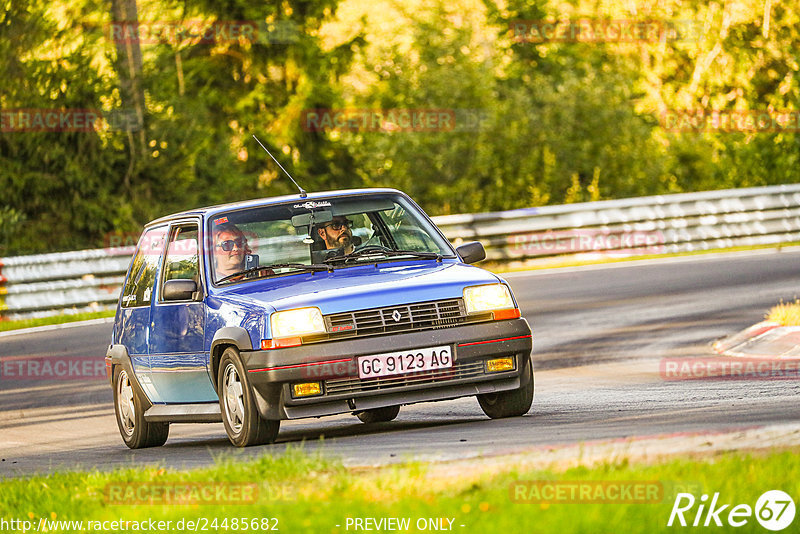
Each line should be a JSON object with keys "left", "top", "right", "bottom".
{"left": 113, "top": 366, "right": 169, "bottom": 449}
{"left": 356, "top": 405, "right": 400, "bottom": 423}
{"left": 218, "top": 347, "right": 279, "bottom": 447}
{"left": 477, "top": 358, "right": 534, "bottom": 419}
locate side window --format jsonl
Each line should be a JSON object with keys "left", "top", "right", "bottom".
{"left": 162, "top": 224, "right": 200, "bottom": 286}
{"left": 349, "top": 213, "right": 374, "bottom": 245}
{"left": 121, "top": 227, "right": 166, "bottom": 308}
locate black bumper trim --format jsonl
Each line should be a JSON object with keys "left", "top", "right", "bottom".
{"left": 242, "top": 318, "right": 532, "bottom": 420}
{"left": 281, "top": 374, "right": 522, "bottom": 419}
{"left": 244, "top": 318, "right": 531, "bottom": 381}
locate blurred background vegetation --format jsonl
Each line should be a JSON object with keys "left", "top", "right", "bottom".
{"left": 1, "top": 0, "right": 798, "bottom": 255}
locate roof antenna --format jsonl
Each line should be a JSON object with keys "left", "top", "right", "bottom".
{"left": 252, "top": 134, "right": 307, "bottom": 198}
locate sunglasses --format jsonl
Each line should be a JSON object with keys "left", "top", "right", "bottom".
{"left": 323, "top": 220, "right": 353, "bottom": 231}
{"left": 216, "top": 238, "right": 245, "bottom": 251}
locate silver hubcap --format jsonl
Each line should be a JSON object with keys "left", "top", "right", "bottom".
{"left": 117, "top": 370, "right": 136, "bottom": 436}
{"left": 223, "top": 363, "right": 245, "bottom": 434}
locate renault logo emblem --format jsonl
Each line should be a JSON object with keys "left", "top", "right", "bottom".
{"left": 391, "top": 309, "right": 402, "bottom": 322}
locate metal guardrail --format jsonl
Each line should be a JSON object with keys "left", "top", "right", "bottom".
{"left": 2, "top": 184, "right": 799, "bottom": 321}
{"left": 436, "top": 183, "right": 800, "bottom": 261}
{"left": 0, "top": 247, "right": 132, "bottom": 321}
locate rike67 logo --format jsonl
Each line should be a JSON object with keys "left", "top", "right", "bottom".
{"left": 668, "top": 490, "right": 795, "bottom": 530}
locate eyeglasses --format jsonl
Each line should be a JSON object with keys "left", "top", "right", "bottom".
{"left": 323, "top": 220, "right": 353, "bottom": 231}
{"left": 216, "top": 238, "right": 245, "bottom": 251}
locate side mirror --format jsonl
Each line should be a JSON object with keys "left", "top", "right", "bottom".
{"left": 163, "top": 279, "right": 198, "bottom": 301}
{"left": 456, "top": 241, "right": 486, "bottom": 264}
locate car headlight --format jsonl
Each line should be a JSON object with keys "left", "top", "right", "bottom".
{"left": 463, "top": 284, "right": 516, "bottom": 314}
{"left": 270, "top": 307, "right": 326, "bottom": 338}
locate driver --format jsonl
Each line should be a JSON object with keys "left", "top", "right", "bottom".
{"left": 213, "top": 223, "right": 251, "bottom": 279}
{"left": 316, "top": 216, "right": 355, "bottom": 255}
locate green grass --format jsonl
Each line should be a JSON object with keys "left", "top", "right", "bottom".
{"left": 0, "top": 310, "right": 115, "bottom": 332}
{"left": 1, "top": 446, "right": 797, "bottom": 533}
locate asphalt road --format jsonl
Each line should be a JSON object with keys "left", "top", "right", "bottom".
{"left": 2, "top": 249, "right": 800, "bottom": 477}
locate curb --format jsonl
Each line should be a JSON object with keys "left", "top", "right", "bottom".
{"left": 713, "top": 320, "right": 800, "bottom": 359}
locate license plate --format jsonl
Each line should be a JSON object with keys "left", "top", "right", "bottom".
{"left": 357, "top": 345, "right": 453, "bottom": 379}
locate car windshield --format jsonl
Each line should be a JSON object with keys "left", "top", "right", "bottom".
{"left": 208, "top": 193, "right": 455, "bottom": 284}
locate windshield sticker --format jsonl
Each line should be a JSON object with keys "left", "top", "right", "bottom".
{"left": 293, "top": 201, "right": 331, "bottom": 209}
{"left": 214, "top": 216, "right": 229, "bottom": 225}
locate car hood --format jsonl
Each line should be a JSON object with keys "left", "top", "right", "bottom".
{"left": 213, "top": 260, "right": 502, "bottom": 315}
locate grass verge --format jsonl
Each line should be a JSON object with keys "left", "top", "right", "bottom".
{"left": 1, "top": 446, "right": 797, "bottom": 533}
{"left": 0, "top": 310, "right": 115, "bottom": 333}
{"left": 766, "top": 299, "right": 800, "bottom": 327}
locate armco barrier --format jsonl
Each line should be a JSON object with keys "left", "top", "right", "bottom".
{"left": 1, "top": 184, "right": 799, "bottom": 320}
{"left": 434, "top": 184, "right": 800, "bottom": 261}
{"left": 0, "top": 247, "right": 133, "bottom": 321}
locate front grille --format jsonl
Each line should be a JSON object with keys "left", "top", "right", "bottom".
{"left": 324, "top": 298, "right": 476, "bottom": 340}
{"left": 324, "top": 360, "right": 486, "bottom": 396}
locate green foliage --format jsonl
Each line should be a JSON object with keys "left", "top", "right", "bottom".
{"left": 0, "top": 0, "right": 359, "bottom": 255}
{"left": 1, "top": 0, "right": 798, "bottom": 255}
{"left": 0, "top": 1, "right": 127, "bottom": 254}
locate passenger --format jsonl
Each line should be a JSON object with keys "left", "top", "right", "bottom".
{"left": 316, "top": 216, "right": 356, "bottom": 255}
{"left": 213, "top": 223, "right": 251, "bottom": 279}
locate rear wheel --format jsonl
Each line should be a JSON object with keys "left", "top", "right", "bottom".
{"left": 113, "top": 367, "right": 169, "bottom": 449}
{"left": 477, "top": 358, "right": 534, "bottom": 419}
{"left": 356, "top": 405, "right": 400, "bottom": 423}
{"left": 218, "top": 347, "right": 279, "bottom": 447}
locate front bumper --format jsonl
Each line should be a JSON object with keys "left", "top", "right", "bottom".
{"left": 242, "top": 318, "right": 533, "bottom": 420}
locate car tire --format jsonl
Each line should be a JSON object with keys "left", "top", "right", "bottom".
{"left": 218, "top": 347, "right": 279, "bottom": 447}
{"left": 356, "top": 405, "right": 400, "bottom": 424}
{"left": 477, "top": 358, "right": 534, "bottom": 419}
{"left": 113, "top": 366, "right": 169, "bottom": 449}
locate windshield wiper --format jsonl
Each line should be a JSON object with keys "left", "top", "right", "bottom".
{"left": 381, "top": 249, "right": 444, "bottom": 260}
{"left": 324, "top": 248, "right": 444, "bottom": 264}
{"left": 217, "top": 263, "right": 331, "bottom": 283}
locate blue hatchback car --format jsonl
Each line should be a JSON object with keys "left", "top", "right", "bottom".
{"left": 106, "top": 188, "right": 533, "bottom": 448}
